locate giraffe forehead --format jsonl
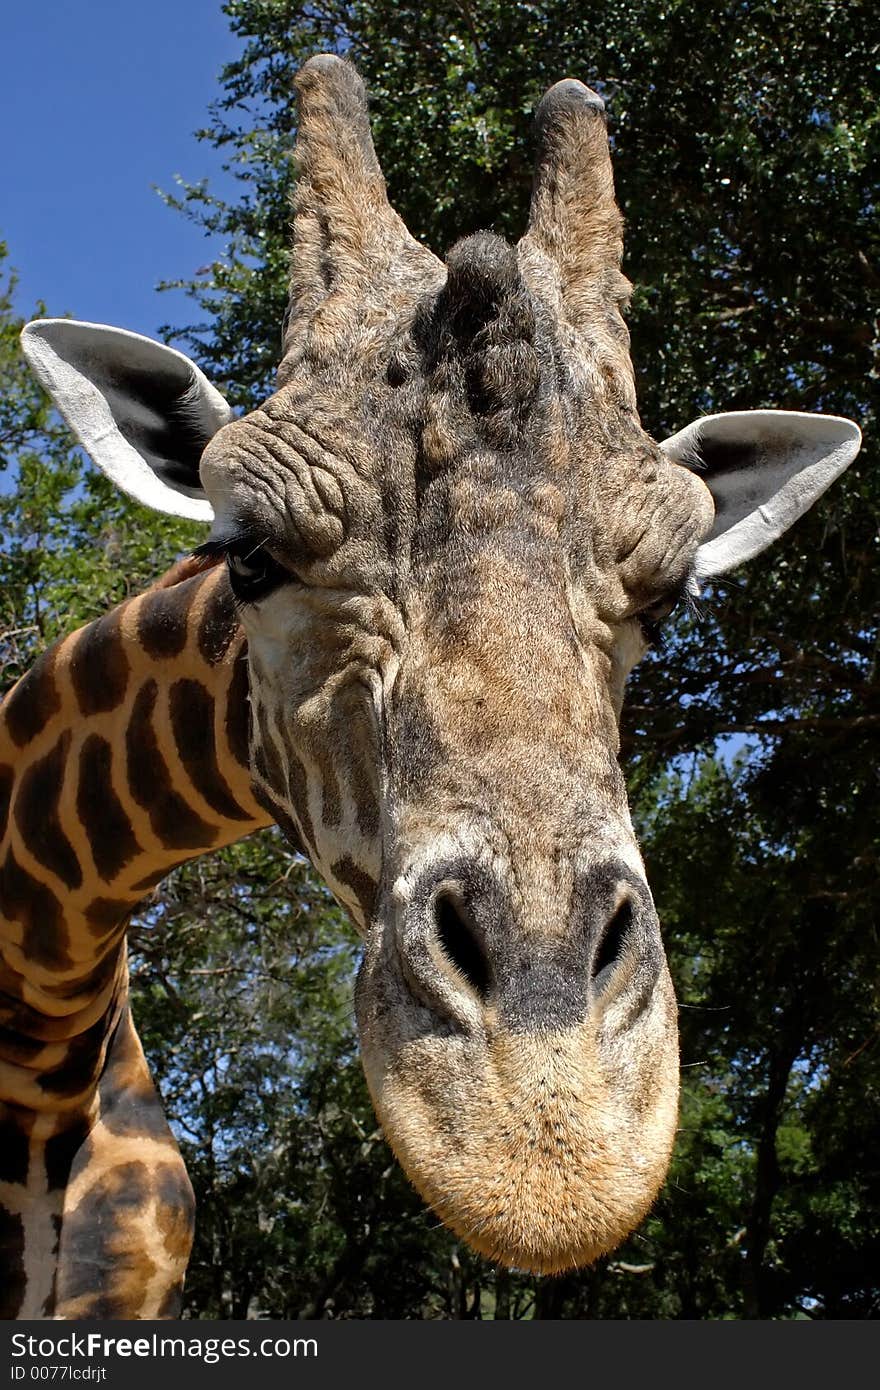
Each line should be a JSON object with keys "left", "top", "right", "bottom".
{"left": 205, "top": 429, "right": 700, "bottom": 637}
{"left": 203, "top": 369, "right": 693, "bottom": 593}
{"left": 200, "top": 239, "right": 700, "bottom": 596}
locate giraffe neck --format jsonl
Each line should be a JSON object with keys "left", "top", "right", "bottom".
{"left": 0, "top": 558, "right": 270, "bottom": 1107}
{"left": 0, "top": 557, "right": 271, "bottom": 1316}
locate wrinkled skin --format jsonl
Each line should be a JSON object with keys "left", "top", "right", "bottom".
{"left": 200, "top": 56, "right": 714, "bottom": 1272}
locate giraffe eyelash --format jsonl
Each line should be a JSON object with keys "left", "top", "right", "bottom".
{"left": 637, "top": 567, "right": 702, "bottom": 648}
{"left": 192, "top": 531, "right": 261, "bottom": 562}
{"left": 638, "top": 614, "right": 669, "bottom": 649}
{"left": 193, "top": 535, "right": 295, "bottom": 605}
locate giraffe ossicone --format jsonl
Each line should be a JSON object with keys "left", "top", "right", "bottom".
{"left": 9, "top": 54, "right": 861, "bottom": 1306}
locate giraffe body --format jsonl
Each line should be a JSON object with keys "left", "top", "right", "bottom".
{"left": 6, "top": 57, "right": 861, "bottom": 1311}
{"left": 0, "top": 560, "right": 267, "bottom": 1316}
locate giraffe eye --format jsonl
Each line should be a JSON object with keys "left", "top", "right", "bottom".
{"left": 637, "top": 593, "right": 682, "bottom": 648}
{"left": 226, "top": 543, "right": 289, "bottom": 603}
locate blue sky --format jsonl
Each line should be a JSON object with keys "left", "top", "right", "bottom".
{"left": 3, "top": 0, "right": 242, "bottom": 339}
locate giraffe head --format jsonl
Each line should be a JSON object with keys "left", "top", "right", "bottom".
{"left": 22, "top": 56, "right": 860, "bottom": 1272}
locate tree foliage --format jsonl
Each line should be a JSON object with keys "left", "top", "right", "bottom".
{"left": 2, "top": 0, "right": 878, "bottom": 1318}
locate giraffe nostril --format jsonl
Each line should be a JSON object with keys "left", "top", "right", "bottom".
{"left": 434, "top": 892, "right": 491, "bottom": 1000}
{"left": 591, "top": 896, "right": 635, "bottom": 992}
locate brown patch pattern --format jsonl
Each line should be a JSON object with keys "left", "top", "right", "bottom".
{"left": 2, "top": 848, "right": 72, "bottom": 971}
{"left": 76, "top": 735, "right": 139, "bottom": 882}
{"left": 136, "top": 582, "right": 197, "bottom": 659}
{"left": 196, "top": 575, "right": 239, "bottom": 665}
{"left": 168, "top": 678, "right": 250, "bottom": 821}
{"left": 0, "top": 764, "right": 13, "bottom": 843}
{"left": 126, "top": 680, "right": 218, "bottom": 849}
{"left": 3, "top": 651, "right": 61, "bottom": 746}
{"left": 330, "top": 856, "right": 378, "bottom": 916}
{"left": 69, "top": 611, "right": 129, "bottom": 717}
{"left": 14, "top": 733, "right": 82, "bottom": 892}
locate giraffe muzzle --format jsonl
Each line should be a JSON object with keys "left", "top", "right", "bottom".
{"left": 394, "top": 855, "right": 664, "bottom": 1036}
{"left": 356, "top": 847, "right": 679, "bottom": 1274}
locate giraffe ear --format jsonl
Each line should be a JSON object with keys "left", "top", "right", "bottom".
{"left": 20, "top": 319, "right": 231, "bottom": 522}
{"left": 661, "top": 409, "right": 861, "bottom": 580}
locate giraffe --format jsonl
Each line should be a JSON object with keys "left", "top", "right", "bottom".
{"left": 0, "top": 555, "right": 270, "bottom": 1317}
{"left": 10, "top": 54, "right": 860, "bottom": 1310}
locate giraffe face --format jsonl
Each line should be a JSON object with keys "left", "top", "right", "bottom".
{"left": 197, "top": 229, "right": 714, "bottom": 1271}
